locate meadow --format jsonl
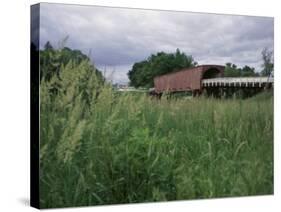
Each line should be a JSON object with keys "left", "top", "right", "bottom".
{"left": 39, "top": 60, "right": 273, "bottom": 208}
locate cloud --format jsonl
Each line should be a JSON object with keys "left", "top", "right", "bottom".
{"left": 40, "top": 3, "right": 274, "bottom": 83}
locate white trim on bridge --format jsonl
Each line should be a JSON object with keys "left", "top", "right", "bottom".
{"left": 202, "top": 77, "right": 274, "bottom": 87}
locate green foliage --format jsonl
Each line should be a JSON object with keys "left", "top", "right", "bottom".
{"left": 40, "top": 41, "right": 104, "bottom": 82}
{"left": 128, "top": 49, "right": 197, "bottom": 88}
{"left": 40, "top": 57, "right": 273, "bottom": 208}
{"left": 224, "top": 63, "right": 258, "bottom": 77}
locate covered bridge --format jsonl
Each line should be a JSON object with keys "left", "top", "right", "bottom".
{"left": 154, "top": 65, "right": 225, "bottom": 94}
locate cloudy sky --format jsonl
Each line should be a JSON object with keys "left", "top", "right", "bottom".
{"left": 40, "top": 3, "right": 274, "bottom": 84}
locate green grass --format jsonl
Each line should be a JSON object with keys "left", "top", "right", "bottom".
{"left": 39, "top": 61, "right": 273, "bottom": 208}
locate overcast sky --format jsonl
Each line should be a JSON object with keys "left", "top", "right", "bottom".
{"left": 40, "top": 3, "right": 274, "bottom": 84}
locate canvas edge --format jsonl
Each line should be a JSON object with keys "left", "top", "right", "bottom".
{"left": 30, "top": 3, "right": 40, "bottom": 209}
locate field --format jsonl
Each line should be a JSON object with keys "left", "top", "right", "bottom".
{"left": 39, "top": 61, "right": 273, "bottom": 208}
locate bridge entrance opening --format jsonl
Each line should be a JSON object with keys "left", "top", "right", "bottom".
{"left": 202, "top": 68, "right": 222, "bottom": 79}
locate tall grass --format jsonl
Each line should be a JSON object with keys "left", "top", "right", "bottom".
{"left": 39, "top": 60, "right": 273, "bottom": 208}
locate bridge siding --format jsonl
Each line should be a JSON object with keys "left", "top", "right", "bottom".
{"left": 154, "top": 65, "right": 224, "bottom": 93}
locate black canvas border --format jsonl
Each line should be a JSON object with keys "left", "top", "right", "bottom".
{"left": 30, "top": 3, "right": 40, "bottom": 209}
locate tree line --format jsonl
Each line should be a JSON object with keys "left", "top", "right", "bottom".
{"left": 128, "top": 48, "right": 274, "bottom": 88}
{"left": 38, "top": 42, "right": 274, "bottom": 88}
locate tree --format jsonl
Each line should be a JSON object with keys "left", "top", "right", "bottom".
{"left": 40, "top": 41, "right": 104, "bottom": 83}
{"left": 128, "top": 49, "right": 197, "bottom": 88}
{"left": 224, "top": 63, "right": 241, "bottom": 77}
{"left": 261, "top": 48, "right": 274, "bottom": 77}
{"left": 44, "top": 41, "right": 53, "bottom": 50}
{"left": 40, "top": 41, "right": 106, "bottom": 111}
{"left": 224, "top": 63, "right": 257, "bottom": 77}
{"left": 241, "top": 65, "right": 257, "bottom": 77}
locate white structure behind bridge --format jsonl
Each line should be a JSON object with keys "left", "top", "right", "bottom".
{"left": 202, "top": 77, "right": 274, "bottom": 88}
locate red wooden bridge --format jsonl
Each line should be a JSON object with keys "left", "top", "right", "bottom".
{"left": 152, "top": 65, "right": 273, "bottom": 97}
